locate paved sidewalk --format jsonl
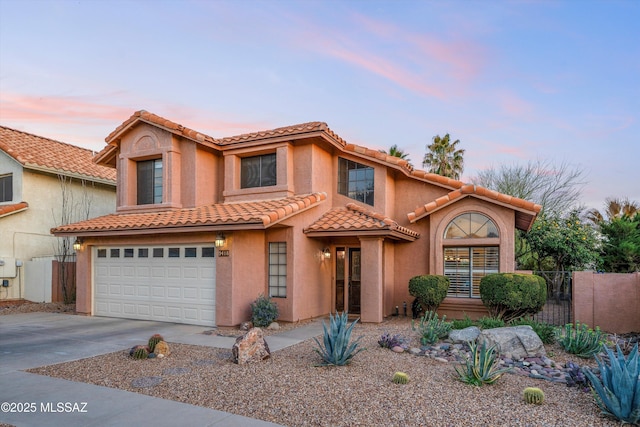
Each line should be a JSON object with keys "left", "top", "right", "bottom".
{"left": 0, "top": 313, "right": 323, "bottom": 427}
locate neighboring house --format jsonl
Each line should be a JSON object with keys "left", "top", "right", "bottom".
{"left": 53, "top": 111, "right": 540, "bottom": 327}
{"left": 0, "top": 126, "right": 117, "bottom": 301}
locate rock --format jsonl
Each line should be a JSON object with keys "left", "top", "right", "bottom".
{"left": 267, "top": 322, "right": 280, "bottom": 330}
{"left": 434, "top": 357, "right": 449, "bottom": 363}
{"left": 239, "top": 321, "right": 253, "bottom": 331}
{"left": 392, "top": 346, "right": 405, "bottom": 353}
{"left": 232, "top": 328, "right": 271, "bottom": 365}
{"left": 154, "top": 340, "right": 171, "bottom": 357}
{"left": 449, "top": 326, "right": 481, "bottom": 343}
{"left": 408, "top": 347, "right": 422, "bottom": 355}
{"left": 477, "top": 326, "right": 546, "bottom": 360}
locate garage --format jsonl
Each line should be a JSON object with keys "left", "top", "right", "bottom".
{"left": 94, "top": 244, "right": 216, "bottom": 326}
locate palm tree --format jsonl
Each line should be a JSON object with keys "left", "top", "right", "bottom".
{"left": 422, "top": 134, "right": 465, "bottom": 179}
{"left": 587, "top": 197, "right": 640, "bottom": 225}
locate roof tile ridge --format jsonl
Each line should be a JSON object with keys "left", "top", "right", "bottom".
{"left": 0, "top": 125, "right": 100, "bottom": 156}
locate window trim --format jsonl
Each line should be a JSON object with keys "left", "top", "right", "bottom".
{"left": 0, "top": 174, "right": 13, "bottom": 203}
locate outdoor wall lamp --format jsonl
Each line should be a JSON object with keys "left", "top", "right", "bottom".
{"left": 322, "top": 247, "right": 331, "bottom": 260}
{"left": 215, "top": 232, "right": 226, "bottom": 248}
{"left": 73, "top": 238, "right": 83, "bottom": 251}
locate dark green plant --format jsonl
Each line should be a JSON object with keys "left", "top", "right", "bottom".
{"left": 408, "top": 275, "right": 449, "bottom": 313}
{"left": 314, "top": 312, "right": 364, "bottom": 366}
{"left": 479, "top": 273, "right": 546, "bottom": 322}
{"left": 523, "top": 387, "right": 545, "bottom": 404}
{"left": 148, "top": 334, "right": 164, "bottom": 353}
{"left": 378, "top": 332, "right": 409, "bottom": 350}
{"left": 451, "top": 315, "right": 475, "bottom": 330}
{"left": 392, "top": 372, "right": 409, "bottom": 384}
{"left": 509, "top": 317, "right": 557, "bottom": 344}
{"left": 130, "top": 345, "right": 149, "bottom": 360}
{"left": 250, "top": 294, "right": 279, "bottom": 328}
{"left": 412, "top": 311, "right": 452, "bottom": 345}
{"left": 583, "top": 343, "right": 640, "bottom": 425}
{"left": 478, "top": 316, "right": 505, "bottom": 329}
{"left": 454, "top": 341, "right": 512, "bottom": 386}
{"left": 556, "top": 322, "right": 605, "bottom": 358}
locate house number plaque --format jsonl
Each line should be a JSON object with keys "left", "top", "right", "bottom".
{"left": 218, "top": 250, "right": 230, "bottom": 257}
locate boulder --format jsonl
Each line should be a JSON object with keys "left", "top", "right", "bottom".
{"left": 478, "top": 326, "right": 545, "bottom": 360}
{"left": 449, "top": 326, "right": 481, "bottom": 343}
{"left": 232, "top": 328, "right": 271, "bottom": 365}
{"left": 267, "top": 322, "right": 280, "bottom": 330}
{"left": 239, "top": 321, "right": 253, "bottom": 331}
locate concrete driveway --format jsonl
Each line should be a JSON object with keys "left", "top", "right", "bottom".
{"left": 0, "top": 312, "right": 307, "bottom": 427}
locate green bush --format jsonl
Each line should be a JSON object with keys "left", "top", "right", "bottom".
{"left": 314, "top": 312, "right": 364, "bottom": 366}
{"left": 408, "top": 275, "right": 450, "bottom": 313}
{"left": 479, "top": 273, "right": 546, "bottom": 322}
{"left": 509, "top": 317, "right": 557, "bottom": 344}
{"left": 411, "top": 311, "right": 452, "bottom": 345}
{"left": 250, "top": 294, "right": 279, "bottom": 327}
{"left": 451, "top": 315, "right": 475, "bottom": 330}
{"left": 478, "top": 316, "right": 505, "bottom": 329}
{"left": 556, "top": 322, "right": 605, "bottom": 358}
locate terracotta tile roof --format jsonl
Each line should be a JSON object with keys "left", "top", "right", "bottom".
{"left": 0, "top": 202, "right": 28, "bottom": 218}
{"left": 304, "top": 203, "right": 420, "bottom": 241}
{"left": 216, "top": 121, "right": 347, "bottom": 146}
{"left": 52, "top": 193, "right": 326, "bottom": 235}
{"left": 407, "top": 184, "right": 542, "bottom": 231}
{"left": 0, "top": 126, "right": 116, "bottom": 184}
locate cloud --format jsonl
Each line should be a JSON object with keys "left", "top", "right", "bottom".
{"left": 291, "top": 12, "right": 487, "bottom": 100}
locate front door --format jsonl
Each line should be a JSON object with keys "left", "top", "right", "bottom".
{"left": 335, "top": 247, "right": 361, "bottom": 314}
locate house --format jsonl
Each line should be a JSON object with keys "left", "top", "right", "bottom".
{"left": 0, "top": 126, "right": 117, "bottom": 301}
{"left": 52, "top": 111, "right": 540, "bottom": 327}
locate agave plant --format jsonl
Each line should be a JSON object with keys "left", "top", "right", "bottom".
{"left": 314, "top": 312, "right": 364, "bottom": 366}
{"left": 556, "top": 322, "right": 605, "bottom": 359}
{"left": 454, "top": 341, "right": 512, "bottom": 386}
{"left": 411, "top": 310, "right": 452, "bottom": 345}
{"left": 583, "top": 343, "right": 640, "bottom": 424}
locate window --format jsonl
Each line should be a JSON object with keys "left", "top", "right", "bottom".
{"left": 202, "top": 247, "right": 215, "bottom": 258}
{"left": 338, "top": 158, "right": 374, "bottom": 205}
{"left": 444, "top": 247, "right": 499, "bottom": 298}
{"left": 124, "top": 248, "right": 134, "bottom": 258}
{"left": 268, "top": 242, "right": 287, "bottom": 298}
{"left": 137, "top": 159, "right": 162, "bottom": 205}
{"left": 168, "top": 248, "right": 180, "bottom": 258}
{"left": 241, "top": 153, "right": 276, "bottom": 188}
{"left": 110, "top": 248, "right": 120, "bottom": 258}
{"left": 138, "top": 248, "right": 149, "bottom": 258}
{"left": 444, "top": 213, "right": 499, "bottom": 239}
{"left": 443, "top": 213, "right": 500, "bottom": 298}
{"left": 153, "top": 248, "right": 164, "bottom": 258}
{"left": 97, "top": 249, "right": 107, "bottom": 258}
{"left": 0, "top": 174, "right": 13, "bottom": 202}
{"left": 185, "top": 247, "right": 197, "bottom": 258}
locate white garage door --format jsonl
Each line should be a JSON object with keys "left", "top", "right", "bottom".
{"left": 94, "top": 244, "right": 216, "bottom": 326}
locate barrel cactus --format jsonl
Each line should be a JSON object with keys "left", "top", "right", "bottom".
{"left": 130, "top": 345, "right": 149, "bottom": 360}
{"left": 148, "top": 334, "right": 164, "bottom": 353}
{"left": 523, "top": 387, "right": 545, "bottom": 404}
{"left": 392, "top": 372, "right": 409, "bottom": 384}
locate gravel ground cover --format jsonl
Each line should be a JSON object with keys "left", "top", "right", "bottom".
{"left": 26, "top": 315, "right": 620, "bottom": 427}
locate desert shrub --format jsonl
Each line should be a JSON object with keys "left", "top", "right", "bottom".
{"left": 408, "top": 275, "right": 449, "bottom": 313}
{"left": 583, "top": 343, "right": 639, "bottom": 424}
{"left": 411, "top": 311, "right": 452, "bottom": 345}
{"left": 454, "top": 341, "right": 512, "bottom": 386}
{"left": 556, "top": 322, "right": 605, "bottom": 358}
{"left": 510, "top": 317, "right": 557, "bottom": 344}
{"left": 314, "top": 312, "right": 364, "bottom": 366}
{"left": 479, "top": 273, "right": 546, "bottom": 322}
{"left": 250, "top": 294, "right": 279, "bottom": 327}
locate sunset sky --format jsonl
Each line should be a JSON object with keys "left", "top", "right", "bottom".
{"left": 1, "top": 0, "right": 638, "bottom": 210}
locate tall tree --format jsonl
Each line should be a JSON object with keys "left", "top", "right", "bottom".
{"left": 598, "top": 213, "right": 640, "bottom": 272}
{"left": 422, "top": 134, "right": 465, "bottom": 180}
{"left": 586, "top": 197, "right": 639, "bottom": 225}
{"left": 383, "top": 144, "right": 411, "bottom": 163}
{"left": 472, "top": 159, "right": 586, "bottom": 216}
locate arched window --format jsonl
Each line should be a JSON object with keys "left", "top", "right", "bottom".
{"left": 443, "top": 213, "right": 499, "bottom": 298}
{"left": 444, "top": 213, "right": 499, "bottom": 239}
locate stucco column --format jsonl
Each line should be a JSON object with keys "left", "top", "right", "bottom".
{"left": 75, "top": 246, "right": 91, "bottom": 315}
{"left": 359, "top": 236, "right": 384, "bottom": 323}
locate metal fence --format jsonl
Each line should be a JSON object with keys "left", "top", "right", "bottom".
{"left": 531, "top": 270, "right": 572, "bottom": 326}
